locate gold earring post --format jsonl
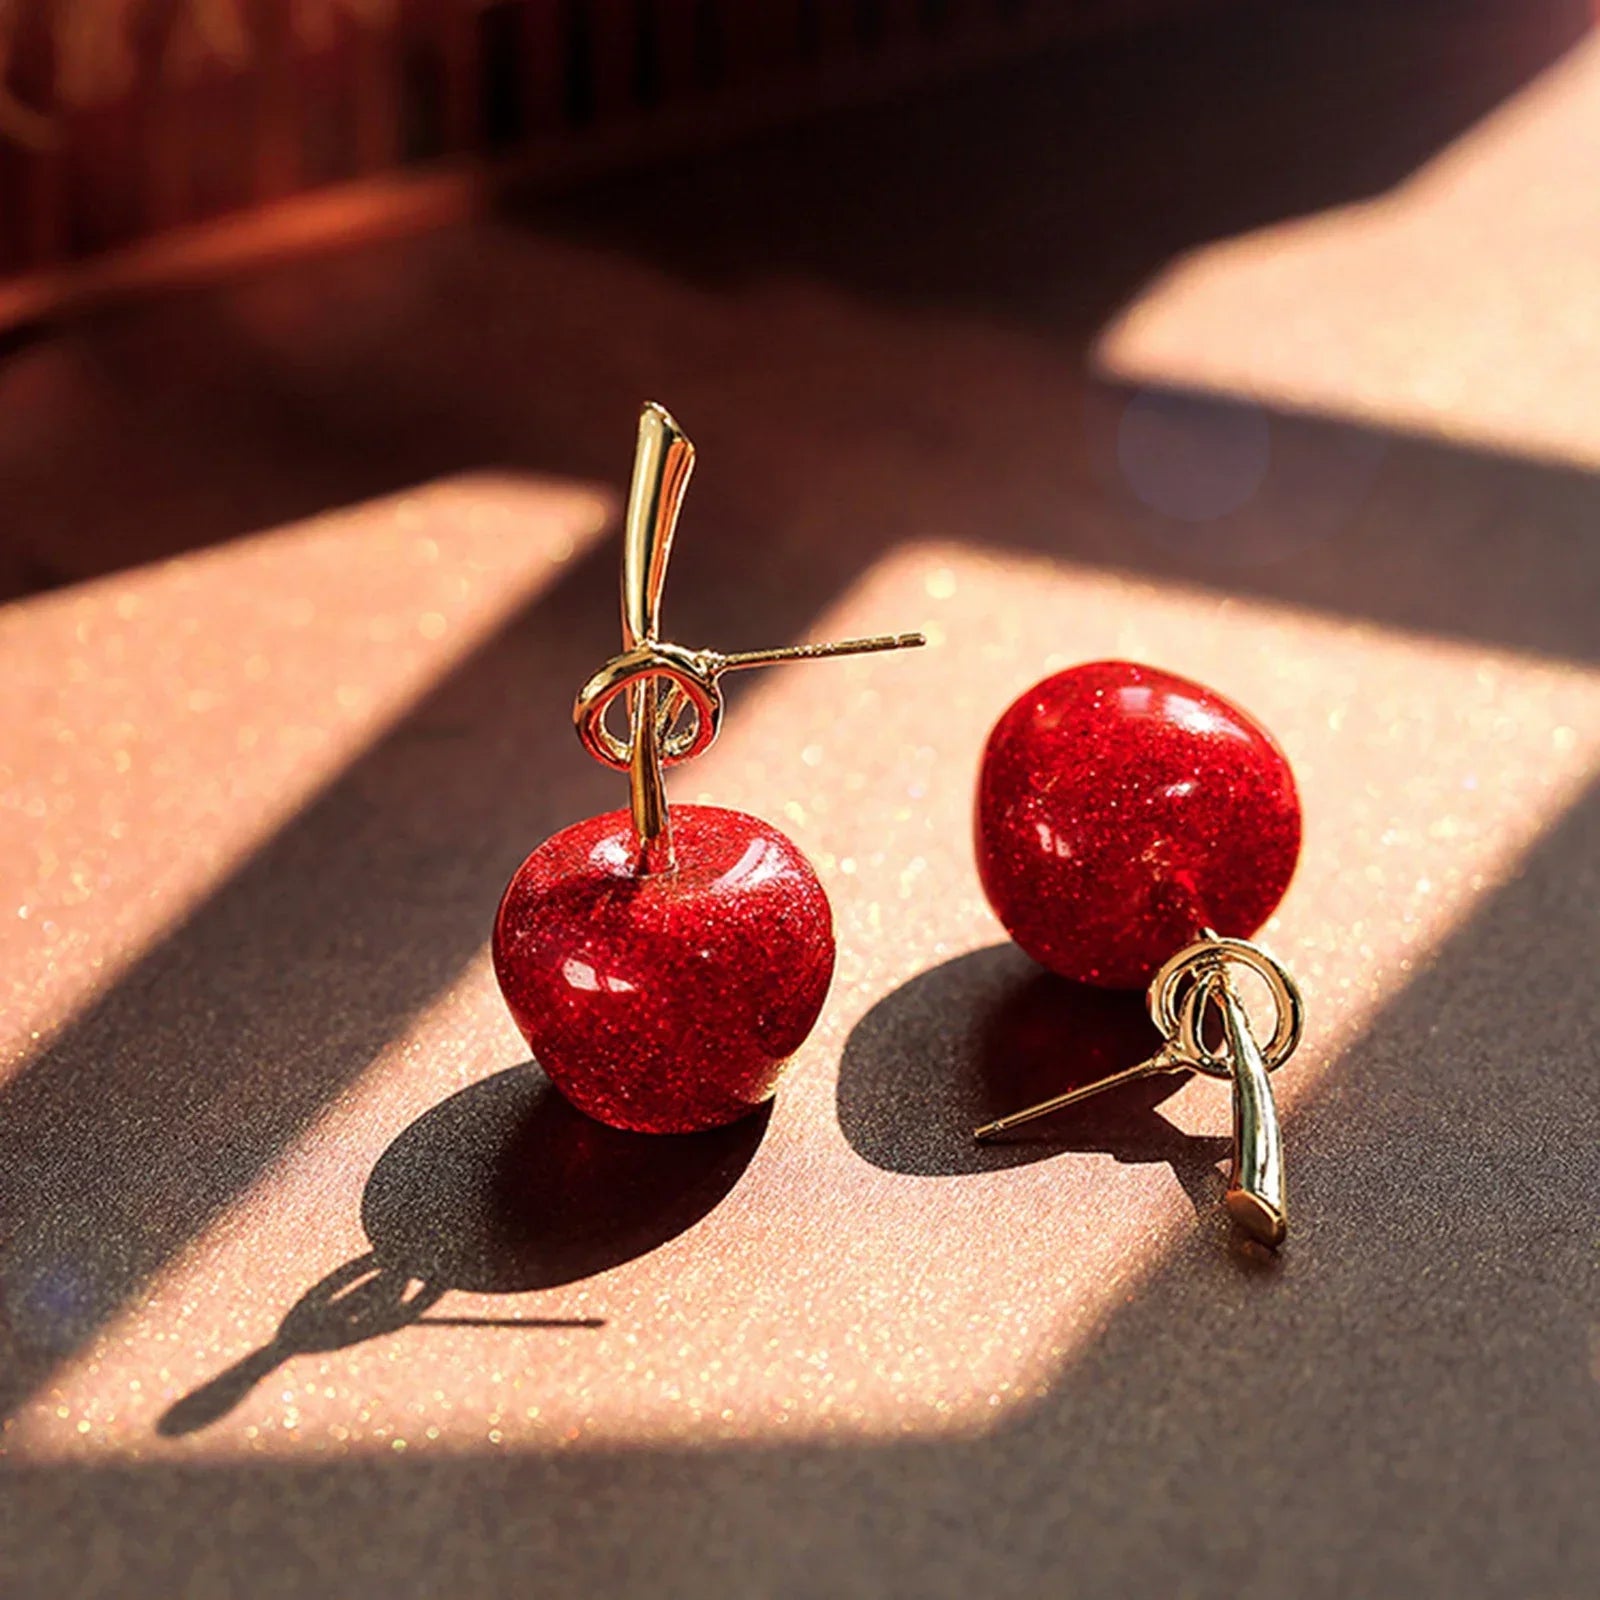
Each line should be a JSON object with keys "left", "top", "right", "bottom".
{"left": 973, "top": 932, "right": 1301, "bottom": 1248}
{"left": 972, "top": 1046, "right": 1188, "bottom": 1141}
{"left": 714, "top": 634, "right": 928, "bottom": 672}
{"left": 590, "top": 403, "right": 927, "bottom": 876}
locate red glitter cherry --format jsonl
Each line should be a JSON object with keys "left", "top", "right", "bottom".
{"left": 493, "top": 805, "right": 835, "bottom": 1133}
{"left": 494, "top": 403, "right": 920, "bottom": 1133}
{"left": 975, "top": 660, "right": 1300, "bottom": 989}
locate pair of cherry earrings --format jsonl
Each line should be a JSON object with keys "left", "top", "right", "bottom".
{"left": 494, "top": 405, "right": 1305, "bottom": 1248}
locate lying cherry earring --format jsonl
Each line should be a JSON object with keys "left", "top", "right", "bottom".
{"left": 972, "top": 660, "right": 1305, "bottom": 1247}
{"left": 493, "top": 403, "right": 924, "bottom": 1134}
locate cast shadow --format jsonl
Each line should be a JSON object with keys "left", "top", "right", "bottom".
{"left": 836, "top": 944, "right": 1229, "bottom": 1217}
{"left": 361, "top": 1063, "right": 771, "bottom": 1291}
{"left": 158, "top": 1064, "right": 769, "bottom": 1436}
{"left": 3, "top": 0, "right": 1593, "bottom": 1429}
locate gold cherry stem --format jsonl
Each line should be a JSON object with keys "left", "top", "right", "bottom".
{"left": 629, "top": 676, "right": 674, "bottom": 874}
{"left": 621, "top": 404, "right": 695, "bottom": 873}
{"left": 1210, "top": 967, "right": 1289, "bottom": 1247}
{"left": 610, "top": 405, "right": 925, "bottom": 875}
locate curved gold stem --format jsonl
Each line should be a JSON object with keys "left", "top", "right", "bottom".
{"left": 973, "top": 932, "right": 1301, "bottom": 1248}
{"left": 621, "top": 403, "right": 695, "bottom": 871}
{"left": 585, "top": 402, "right": 925, "bottom": 874}
{"left": 1209, "top": 969, "right": 1288, "bottom": 1246}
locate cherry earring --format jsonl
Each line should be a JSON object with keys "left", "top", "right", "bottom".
{"left": 971, "top": 661, "right": 1305, "bottom": 1247}
{"left": 493, "top": 403, "right": 924, "bottom": 1134}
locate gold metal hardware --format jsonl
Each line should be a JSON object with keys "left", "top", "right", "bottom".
{"left": 573, "top": 403, "right": 926, "bottom": 873}
{"left": 974, "top": 931, "right": 1303, "bottom": 1247}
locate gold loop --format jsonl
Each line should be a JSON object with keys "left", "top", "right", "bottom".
{"left": 573, "top": 640, "right": 724, "bottom": 772}
{"left": 1147, "top": 934, "right": 1303, "bottom": 1081}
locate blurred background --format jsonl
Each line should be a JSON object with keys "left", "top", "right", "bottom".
{"left": 1, "top": 0, "right": 1596, "bottom": 614}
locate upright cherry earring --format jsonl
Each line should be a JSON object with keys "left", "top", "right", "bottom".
{"left": 972, "top": 660, "right": 1305, "bottom": 1246}
{"left": 493, "top": 403, "right": 924, "bottom": 1134}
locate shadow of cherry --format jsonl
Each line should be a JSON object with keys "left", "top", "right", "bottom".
{"left": 361, "top": 1062, "right": 771, "bottom": 1291}
{"left": 836, "top": 945, "right": 1229, "bottom": 1214}
{"left": 158, "top": 1064, "right": 769, "bottom": 1436}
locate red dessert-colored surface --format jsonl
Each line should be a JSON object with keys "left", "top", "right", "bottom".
{"left": 494, "top": 806, "right": 835, "bottom": 1132}
{"left": 976, "top": 662, "right": 1301, "bottom": 987}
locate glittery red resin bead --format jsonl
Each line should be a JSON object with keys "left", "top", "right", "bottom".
{"left": 976, "top": 661, "right": 1301, "bottom": 989}
{"left": 493, "top": 805, "right": 835, "bottom": 1133}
